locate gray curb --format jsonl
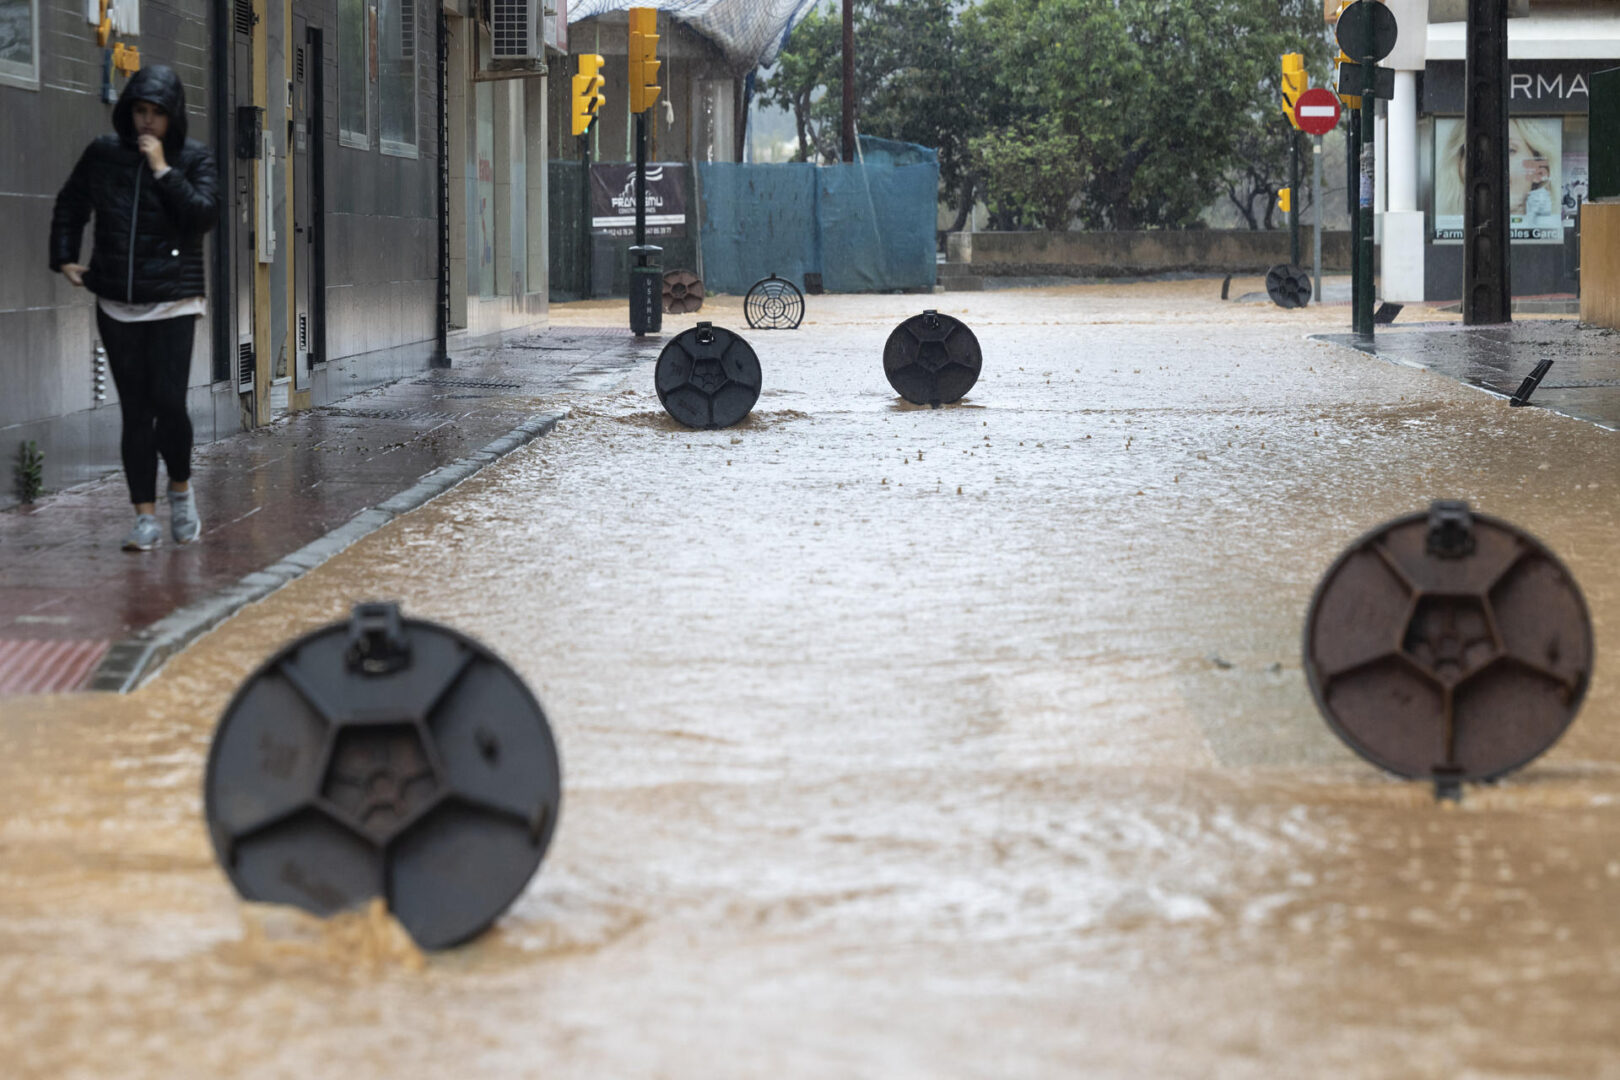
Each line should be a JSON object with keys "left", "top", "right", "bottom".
{"left": 87, "top": 410, "right": 567, "bottom": 693}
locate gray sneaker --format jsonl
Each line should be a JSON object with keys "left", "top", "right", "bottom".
{"left": 168, "top": 487, "right": 201, "bottom": 544}
{"left": 122, "top": 513, "right": 162, "bottom": 551}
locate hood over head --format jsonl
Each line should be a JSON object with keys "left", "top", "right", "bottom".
{"left": 112, "top": 65, "right": 188, "bottom": 154}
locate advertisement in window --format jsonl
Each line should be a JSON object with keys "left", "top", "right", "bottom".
{"left": 1433, "top": 116, "right": 1563, "bottom": 243}
{"left": 1562, "top": 153, "right": 1588, "bottom": 227}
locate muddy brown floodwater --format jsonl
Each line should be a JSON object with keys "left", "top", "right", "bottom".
{"left": 3, "top": 282, "right": 1619, "bottom": 1078}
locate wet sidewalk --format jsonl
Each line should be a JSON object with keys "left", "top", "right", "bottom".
{"left": 0, "top": 325, "right": 656, "bottom": 695}
{"left": 1314, "top": 318, "right": 1620, "bottom": 430}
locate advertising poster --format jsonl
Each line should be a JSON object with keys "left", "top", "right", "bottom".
{"left": 590, "top": 163, "right": 688, "bottom": 238}
{"left": 1433, "top": 116, "right": 1564, "bottom": 243}
{"left": 1562, "top": 152, "right": 1588, "bottom": 226}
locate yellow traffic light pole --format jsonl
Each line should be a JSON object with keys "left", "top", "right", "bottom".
{"left": 1282, "top": 53, "right": 1306, "bottom": 267}
{"left": 572, "top": 54, "right": 607, "bottom": 299}
{"left": 572, "top": 54, "right": 606, "bottom": 137}
{"left": 628, "top": 8, "right": 661, "bottom": 251}
{"left": 627, "top": 7, "right": 663, "bottom": 335}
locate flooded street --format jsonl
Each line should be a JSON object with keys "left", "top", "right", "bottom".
{"left": 4, "top": 282, "right": 1620, "bottom": 1077}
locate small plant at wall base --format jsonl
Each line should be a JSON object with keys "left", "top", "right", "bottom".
{"left": 14, "top": 441, "right": 45, "bottom": 504}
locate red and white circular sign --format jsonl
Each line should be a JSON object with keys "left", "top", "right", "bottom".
{"left": 1294, "top": 87, "right": 1342, "bottom": 136}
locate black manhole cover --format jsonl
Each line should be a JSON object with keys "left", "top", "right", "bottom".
{"left": 654, "top": 322, "right": 762, "bottom": 429}
{"left": 883, "top": 310, "right": 982, "bottom": 406}
{"left": 1303, "top": 501, "right": 1592, "bottom": 784}
{"left": 1265, "top": 264, "right": 1313, "bottom": 309}
{"left": 204, "top": 602, "right": 561, "bottom": 950}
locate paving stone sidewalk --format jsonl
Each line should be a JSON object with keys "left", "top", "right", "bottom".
{"left": 0, "top": 326, "right": 658, "bottom": 695}
{"left": 1314, "top": 318, "right": 1620, "bottom": 431}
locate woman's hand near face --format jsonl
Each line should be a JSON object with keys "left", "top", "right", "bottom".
{"left": 60, "top": 263, "right": 87, "bottom": 287}
{"left": 137, "top": 134, "right": 167, "bottom": 173}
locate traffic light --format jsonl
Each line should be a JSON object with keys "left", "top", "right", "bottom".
{"left": 1281, "top": 53, "right": 1307, "bottom": 129}
{"left": 572, "top": 53, "right": 606, "bottom": 136}
{"left": 628, "top": 7, "right": 660, "bottom": 114}
{"left": 1279, "top": 187, "right": 1292, "bottom": 214}
{"left": 1330, "top": 0, "right": 1362, "bottom": 108}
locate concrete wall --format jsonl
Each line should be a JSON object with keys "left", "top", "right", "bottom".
{"left": 1579, "top": 201, "right": 1620, "bottom": 329}
{"left": 945, "top": 230, "right": 1355, "bottom": 277}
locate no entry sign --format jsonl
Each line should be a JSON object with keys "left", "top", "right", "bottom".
{"left": 1294, "top": 87, "right": 1342, "bottom": 136}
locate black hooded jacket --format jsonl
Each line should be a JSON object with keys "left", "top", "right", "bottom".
{"left": 49, "top": 65, "right": 220, "bottom": 304}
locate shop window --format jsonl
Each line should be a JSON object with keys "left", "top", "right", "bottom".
{"left": 1561, "top": 116, "right": 1589, "bottom": 228}
{"left": 1433, "top": 115, "right": 1568, "bottom": 244}
{"left": 379, "top": 0, "right": 417, "bottom": 157}
{"left": 0, "top": 0, "right": 39, "bottom": 90}
{"left": 339, "top": 0, "right": 371, "bottom": 148}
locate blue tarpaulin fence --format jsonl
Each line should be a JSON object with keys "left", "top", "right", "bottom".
{"left": 696, "top": 136, "right": 939, "bottom": 294}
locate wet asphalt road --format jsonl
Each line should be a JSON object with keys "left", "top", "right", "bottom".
{"left": 2, "top": 282, "right": 1618, "bottom": 1078}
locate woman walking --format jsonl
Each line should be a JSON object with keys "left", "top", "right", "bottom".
{"left": 50, "top": 64, "right": 219, "bottom": 551}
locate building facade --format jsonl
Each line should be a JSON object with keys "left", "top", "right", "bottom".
{"left": 1375, "top": 0, "right": 1620, "bottom": 302}
{"left": 0, "top": 0, "right": 555, "bottom": 507}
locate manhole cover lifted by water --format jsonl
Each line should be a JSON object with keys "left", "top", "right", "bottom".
{"left": 743, "top": 273, "right": 805, "bottom": 330}
{"left": 1266, "top": 264, "right": 1313, "bottom": 308}
{"left": 204, "top": 602, "right": 562, "bottom": 950}
{"left": 654, "top": 322, "right": 763, "bottom": 429}
{"left": 883, "top": 310, "right": 982, "bottom": 406}
{"left": 662, "top": 269, "right": 705, "bottom": 314}
{"left": 1303, "top": 501, "right": 1592, "bottom": 787}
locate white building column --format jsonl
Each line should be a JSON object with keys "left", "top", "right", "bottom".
{"left": 1382, "top": 69, "right": 1426, "bottom": 301}
{"left": 1388, "top": 71, "right": 1418, "bottom": 212}
{"left": 1374, "top": 104, "right": 1388, "bottom": 250}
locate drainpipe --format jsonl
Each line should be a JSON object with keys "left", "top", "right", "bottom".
{"left": 432, "top": 7, "right": 451, "bottom": 367}
{"left": 211, "top": 0, "right": 233, "bottom": 384}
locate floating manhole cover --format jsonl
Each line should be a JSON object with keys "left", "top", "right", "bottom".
{"left": 1266, "top": 264, "right": 1312, "bottom": 309}
{"left": 654, "top": 322, "right": 762, "bottom": 429}
{"left": 204, "top": 602, "right": 562, "bottom": 949}
{"left": 883, "top": 310, "right": 982, "bottom": 406}
{"left": 1303, "top": 501, "right": 1592, "bottom": 784}
{"left": 663, "top": 269, "right": 705, "bottom": 314}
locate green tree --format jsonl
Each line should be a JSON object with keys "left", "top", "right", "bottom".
{"left": 969, "top": 118, "right": 1089, "bottom": 230}
{"left": 760, "top": 0, "right": 994, "bottom": 226}
{"left": 972, "top": 0, "right": 1292, "bottom": 229}
{"left": 843, "top": 0, "right": 994, "bottom": 231}
{"left": 755, "top": 6, "right": 841, "bottom": 163}
{"left": 760, "top": 0, "right": 1333, "bottom": 234}
{"left": 1218, "top": 0, "right": 1337, "bottom": 229}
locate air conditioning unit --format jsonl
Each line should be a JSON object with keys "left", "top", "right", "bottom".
{"left": 490, "top": 0, "right": 542, "bottom": 61}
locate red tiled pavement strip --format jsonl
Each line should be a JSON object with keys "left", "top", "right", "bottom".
{"left": 0, "top": 638, "right": 110, "bottom": 695}
{"left": 0, "top": 326, "right": 651, "bottom": 695}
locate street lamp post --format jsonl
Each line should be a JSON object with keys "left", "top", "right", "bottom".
{"left": 841, "top": 0, "right": 854, "bottom": 163}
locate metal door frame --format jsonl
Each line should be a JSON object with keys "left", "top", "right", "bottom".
{"left": 307, "top": 26, "right": 327, "bottom": 374}
{"left": 231, "top": 0, "right": 256, "bottom": 396}
{"left": 291, "top": 19, "right": 327, "bottom": 389}
{"left": 209, "top": 0, "right": 233, "bottom": 385}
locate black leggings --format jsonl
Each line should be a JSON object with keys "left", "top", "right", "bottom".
{"left": 97, "top": 308, "right": 196, "bottom": 505}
